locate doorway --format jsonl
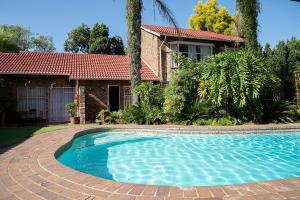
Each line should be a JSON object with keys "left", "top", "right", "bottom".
{"left": 108, "top": 85, "right": 120, "bottom": 111}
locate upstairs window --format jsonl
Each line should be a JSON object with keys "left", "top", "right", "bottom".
{"left": 170, "top": 43, "right": 213, "bottom": 68}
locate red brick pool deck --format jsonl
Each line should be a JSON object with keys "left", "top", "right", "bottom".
{"left": 1, "top": 124, "right": 300, "bottom": 200}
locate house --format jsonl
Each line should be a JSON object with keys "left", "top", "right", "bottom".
{"left": 141, "top": 25, "right": 243, "bottom": 83}
{"left": 0, "top": 25, "right": 243, "bottom": 124}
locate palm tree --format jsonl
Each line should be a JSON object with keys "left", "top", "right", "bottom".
{"left": 126, "top": 0, "right": 177, "bottom": 104}
{"left": 235, "top": 0, "right": 260, "bottom": 50}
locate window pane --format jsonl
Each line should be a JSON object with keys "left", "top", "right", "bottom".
{"left": 201, "top": 46, "right": 212, "bottom": 59}
{"left": 179, "top": 44, "right": 188, "bottom": 53}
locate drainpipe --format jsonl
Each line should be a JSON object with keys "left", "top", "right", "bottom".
{"left": 159, "top": 35, "right": 167, "bottom": 84}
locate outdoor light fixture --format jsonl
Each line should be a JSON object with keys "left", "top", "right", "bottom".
{"left": 24, "top": 81, "right": 31, "bottom": 87}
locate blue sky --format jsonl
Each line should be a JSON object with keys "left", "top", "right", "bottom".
{"left": 1, "top": 0, "right": 299, "bottom": 52}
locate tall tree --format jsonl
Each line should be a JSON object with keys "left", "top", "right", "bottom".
{"left": 126, "top": 0, "right": 177, "bottom": 104}
{"left": 0, "top": 25, "right": 31, "bottom": 51}
{"left": 236, "top": 0, "right": 260, "bottom": 50}
{"left": 64, "top": 23, "right": 125, "bottom": 55}
{"left": 31, "top": 35, "right": 55, "bottom": 52}
{"left": 110, "top": 36, "right": 125, "bottom": 55}
{"left": 0, "top": 25, "right": 55, "bottom": 53}
{"left": 64, "top": 24, "right": 90, "bottom": 53}
{"left": 89, "top": 23, "right": 111, "bottom": 54}
{"left": 189, "top": 0, "right": 235, "bottom": 36}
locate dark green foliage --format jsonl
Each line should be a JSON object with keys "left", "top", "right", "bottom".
{"left": 64, "top": 24, "right": 90, "bottom": 53}
{"left": 133, "top": 82, "right": 164, "bottom": 124}
{"left": 236, "top": 0, "right": 260, "bottom": 50}
{"left": 0, "top": 25, "right": 55, "bottom": 52}
{"left": 65, "top": 101, "right": 77, "bottom": 117}
{"left": 198, "top": 49, "right": 279, "bottom": 122}
{"left": 110, "top": 36, "right": 125, "bottom": 55}
{"left": 163, "top": 58, "right": 199, "bottom": 122}
{"left": 122, "top": 104, "right": 146, "bottom": 124}
{"left": 89, "top": 23, "right": 111, "bottom": 54}
{"left": 262, "top": 100, "right": 298, "bottom": 123}
{"left": 106, "top": 111, "right": 124, "bottom": 124}
{"left": 31, "top": 35, "right": 55, "bottom": 52}
{"left": 263, "top": 37, "right": 300, "bottom": 101}
{"left": 64, "top": 23, "right": 125, "bottom": 55}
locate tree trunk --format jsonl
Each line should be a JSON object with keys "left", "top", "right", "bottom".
{"left": 126, "top": 0, "right": 142, "bottom": 105}
{"left": 236, "top": 0, "right": 260, "bottom": 51}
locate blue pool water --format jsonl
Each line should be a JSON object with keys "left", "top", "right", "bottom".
{"left": 57, "top": 131, "right": 300, "bottom": 186}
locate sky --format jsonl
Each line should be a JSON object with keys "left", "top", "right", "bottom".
{"left": 1, "top": 0, "right": 299, "bottom": 52}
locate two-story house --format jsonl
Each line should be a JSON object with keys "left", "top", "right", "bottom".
{"left": 0, "top": 25, "right": 243, "bottom": 124}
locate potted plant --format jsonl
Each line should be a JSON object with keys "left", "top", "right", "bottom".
{"left": 66, "top": 100, "right": 79, "bottom": 124}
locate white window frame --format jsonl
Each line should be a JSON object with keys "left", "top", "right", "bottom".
{"left": 169, "top": 41, "right": 214, "bottom": 68}
{"left": 17, "top": 87, "right": 47, "bottom": 119}
{"left": 123, "top": 86, "right": 132, "bottom": 108}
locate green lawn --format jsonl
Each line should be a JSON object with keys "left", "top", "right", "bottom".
{"left": 0, "top": 124, "right": 79, "bottom": 148}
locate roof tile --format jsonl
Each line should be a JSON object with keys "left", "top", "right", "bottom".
{"left": 141, "top": 25, "right": 244, "bottom": 43}
{"left": 0, "top": 52, "right": 159, "bottom": 80}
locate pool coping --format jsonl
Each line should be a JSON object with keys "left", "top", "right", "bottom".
{"left": 1, "top": 124, "right": 300, "bottom": 200}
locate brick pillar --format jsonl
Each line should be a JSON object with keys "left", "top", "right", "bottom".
{"left": 295, "top": 71, "right": 300, "bottom": 109}
{"left": 79, "top": 86, "right": 86, "bottom": 124}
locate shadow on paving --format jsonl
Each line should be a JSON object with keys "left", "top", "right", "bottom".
{"left": 0, "top": 126, "right": 47, "bottom": 154}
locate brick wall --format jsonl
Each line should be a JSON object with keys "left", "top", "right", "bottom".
{"left": 141, "top": 29, "right": 160, "bottom": 79}
{"left": 79, "top": 80, "right": 131, "bottom": 122}
{"left": 141, "top": 30, "right": 239, "bottom": 83}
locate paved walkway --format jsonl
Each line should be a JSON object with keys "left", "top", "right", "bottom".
{"left": 1, "top": 124, "right": 300, "bottom": 200}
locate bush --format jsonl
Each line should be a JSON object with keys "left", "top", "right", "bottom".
{"left": 163, "top": 59, "right": 199, "bottom": 122}
{"left": 96, "top": 109, "right": 109, "bottom": 124}
{"left": 122, "top": 104, "right": 146, "bottom": 124}
{"left": 133, "top": 82, "right": 164, "bottom": 124}
{"left": 106, "top": 111, "right": 124, "bottom": 124}
{"left": 262, "top": 100, "right": 298, "bottom": 123}
{"left": 66, "top": 100, "right": 78, "bottom": 117}
{"left": 197, "top": 49, "right": 280, "bottom": 122}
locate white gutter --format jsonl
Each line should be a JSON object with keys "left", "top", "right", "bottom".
{"left": 159, "top": 35, "right": 167, "bottom": 82}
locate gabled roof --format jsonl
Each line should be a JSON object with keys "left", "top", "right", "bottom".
{"left": 0, "top": 52, "right": 159, "bottom": 81}
{"left": 141, "top": 25, "right": 244, "bottom": 43}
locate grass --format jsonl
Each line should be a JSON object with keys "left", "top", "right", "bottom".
{"left": 0, "top": 124, "right": 79, "bottom": 148}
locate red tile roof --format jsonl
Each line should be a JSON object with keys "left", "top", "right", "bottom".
{"left": 141, "top": 25, "right": 244, "bottom": 43}
{"left": 0, "top": 52, "right": 159, "bottom": 80}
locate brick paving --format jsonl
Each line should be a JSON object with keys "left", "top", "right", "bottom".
{"left": 1, "top": 124, "right": 300, "bottom": 200}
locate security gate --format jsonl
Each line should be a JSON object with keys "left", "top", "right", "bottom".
{"left": 49, "top": 87, "right": 75, "bottom": 122}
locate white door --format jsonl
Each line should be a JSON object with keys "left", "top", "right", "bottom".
{"left": 49, "top": 87, "right": 75, "bottom": 122}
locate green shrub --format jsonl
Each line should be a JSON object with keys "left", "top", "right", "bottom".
{"left": 96, "top": 109, "right": 109, "bottom": 124}
{"left": 193, "top": 119, "right": 214, "bottom": 126}
{"left": 122, "top": 104, "right": 146, "bottom": 124}
{"left": 133, "top": 82, "right": 165, "bottom": 124}
{"left": 66, "top": 100, "right": 78, "bottom": 117}
{"left": 106, "top": 111, "right": 124, "bottom": 124}
{"left": 163, "top": 61, "right": 199, "bottom": 122}
{"left": 197, "top": 49, "right": 280, "bottom": 122}
{"left": 262, "top": 100, "right": 298, "bottom": 123}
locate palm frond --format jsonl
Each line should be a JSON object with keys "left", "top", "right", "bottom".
{"left": 153, "top": 0, "right": 178, "bottom": 29}
{"left": 291, "top": 0, "right": 300, "bottom": 2}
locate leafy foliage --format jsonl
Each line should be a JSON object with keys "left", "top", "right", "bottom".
{"left": 163, "top": 59, "right": 199, "bottom": 122}
{"left": 263, "top": 38, "right": 300, "bottom": 101}
{"left": 64, "top": 23, "right": 125, "bottom": 55}
{"left": 262, "top": 100, "right": 298, "bottom": 123}
{"left": 122, "top": 104, "right": 146, "bottom": 124}
{"left": 133, "top": 82, "right": 164, "bottom": 124}
{"left": 236, "top": 0, "right": 260, "bottom": 50}
{"left": 106, "top": 111, "right": 124, "bottom": 124}
{"left": 66, "top": 101, "right": 78, "bottom": 117}
{"left": 197, "top": 49, "right": 279, "bottom": 122}
{"left": 0, "top": 25, "right": 55, "bottom": 52}
{"left": 31, "top": 35, "right": 55, "bottom": 52}
{"left": 189, "top": 0, "right": 235, "bottom": 36}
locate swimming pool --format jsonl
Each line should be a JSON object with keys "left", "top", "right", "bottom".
{"left": 57, "top": 131, "right": 300, "bottom": 186}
